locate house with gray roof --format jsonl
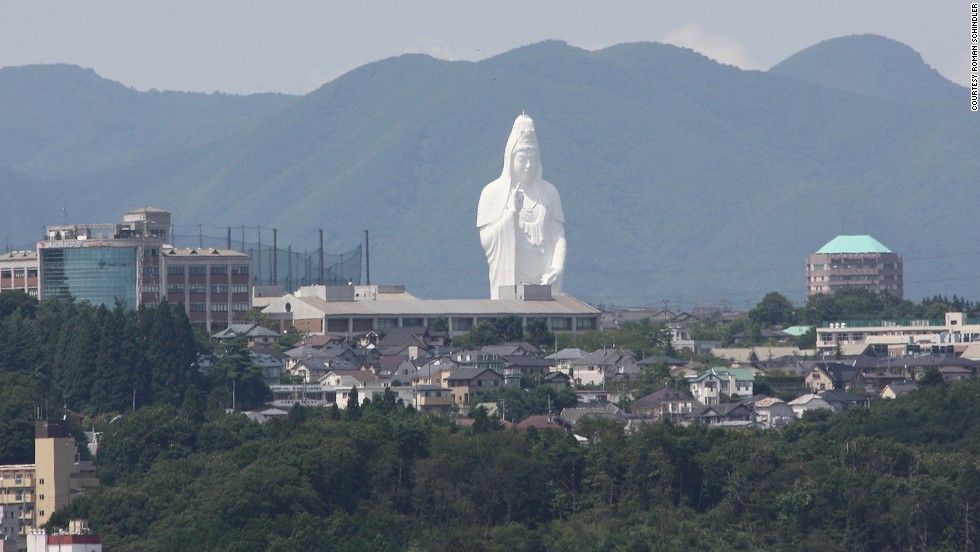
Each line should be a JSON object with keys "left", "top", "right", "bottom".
{"left": 570, "top": 348, "right": 638, "bottom": 387}
{"left": 211, "top": 323, "right": 280, "bottom": 347}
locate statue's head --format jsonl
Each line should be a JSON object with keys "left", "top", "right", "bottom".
{"left": 506, "top": 114, "right": 541, "bottom": 183}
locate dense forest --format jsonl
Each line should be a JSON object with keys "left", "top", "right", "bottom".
{"left": 0, "top": 290, "right": 263, "bottom": 465}
{"left": 50, "top": 378, "right": 980, "bottom": 551}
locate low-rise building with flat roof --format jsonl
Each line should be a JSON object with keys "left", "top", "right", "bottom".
{"left": 261, "top": 283, "right": 600, "bottom": 337}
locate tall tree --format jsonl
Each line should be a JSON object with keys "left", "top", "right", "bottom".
{"left": 749, "top": 292, "right": 798, "bottom": 328}
{"left": 145, "top": 301, "right": 196, "bottom": 406}
{"left": 211, "top": 335, "right": 267, "bottom": 411}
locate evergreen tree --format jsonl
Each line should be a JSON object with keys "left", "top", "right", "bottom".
{"left": 344, "top": 385, "right": 361, "bottom": 420}
{"left": 0, "top": 309, "right": 40, "bottom": 373}
{"left": 145, "top": 301, "right": 195, "bottom": 406}
{"left": 56, "top": 306, "right": 100, "bottom": 411}
{"left": 212, "top": 335, "right": 268, "bottom": 411}
{"left": 90, "top": 304, "right": 131, "bottom": 412}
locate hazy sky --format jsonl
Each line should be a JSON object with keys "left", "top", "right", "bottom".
{"left": 0, "top": 1, "right": 969, "bottom": 95}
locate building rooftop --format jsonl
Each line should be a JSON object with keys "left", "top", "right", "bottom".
{"left": 815, "top": 235, "right": 893, "bottom": 254}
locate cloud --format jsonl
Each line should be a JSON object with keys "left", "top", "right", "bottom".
{"left": 405, "top": 38, "right": 463, "bottom": 62}
{"left": 662, "top": 24, "right": 760, "bottom": 70}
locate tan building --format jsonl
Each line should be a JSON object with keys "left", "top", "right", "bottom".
{"left": 0, "top": 422, "right": 98, "bottom": 547}
{"left": 806, "top": 235, "right": 903, "bottom": 298}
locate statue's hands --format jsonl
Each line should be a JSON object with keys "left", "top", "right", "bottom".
{"left": 540, "top": 270, "right": 559, "bottom": 285}
{"left": 508, "top": 188, "right": 524, "bottom": 215}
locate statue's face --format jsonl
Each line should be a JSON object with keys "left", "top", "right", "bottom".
{"left": 512, "top": 148, "right": 538, "bottom": 181}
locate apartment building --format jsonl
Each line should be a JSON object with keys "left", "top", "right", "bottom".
{"left": 806, "top": 235, "right": 903, "bottom": 298}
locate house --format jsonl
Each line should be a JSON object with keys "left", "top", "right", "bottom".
{"left": 569, "top": 348, "right": 638, "bottom": 387}
{"left": 412, "top": 385, "right": 455, "bottom": 413}
{"left": 250, "top": 347, "right": 287, "bottom": 384}
{"left": 880, "top": 381, "right": 919, "bottom": 399}
{"left": 413, "top": 358, "right": 459, "bottom": 387}
{"left": 696, "top": 403, "right": 753, "bottom": 426}
{"left": 546, "top": 348, "right": 589, "bottom": 375}
{"left": 515, "top": 415, "right": 564, "bottom": 430}
{"left": 543, "top": 371, "right": 572, "bottom": 389}
{"left": 377, "top": 355, "right": 418, "bottom": 382}
{"left": 688, "top": 368, "right": 755, "bottom": 405}
{"left": 444, "top": 367, "right": 503, "bottom": 407}
{"left": 481, "top": 342, "right": 542, "bottom": 357}
{"left": 788, "top": 394, "right": 834, "bottom": 417}
{"left": 289, "top": 357, "right": 355, "bottom": 383}
{"left": 819, "top": 389, "right": 869, "bottom": 412}
{"left": 295, "top": 334, "right": 345, "bottom": 350}
{"left": 803, "top": 362, "right": 865, "bottom": 393}
{"left": 501, "top": 355, "right": 555, "bottom": 381}
{"left": 210, "top": 323, "right": 280, "bottom": 347}
{"left": 749, "top": 397, "right": 795, "bottom": 428}
{"left": 631, "top": 388, "right": 701, "bottom": 421}
{"left": 557, "top": 403, "right": 625, "bottom": 431}
{"left": 452, "top": 351, "right": 505, "bottom": 372}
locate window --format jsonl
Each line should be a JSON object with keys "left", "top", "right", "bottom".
{"left": 211, "top": 303, "right": 228, "bottom": 312}
{"left": 231, "top": 265, "right": 249, "bottom": 275}
{"left": 188, "top": 266, "right": 206, "bottom": 275}
{"left": 210, "top": 264, "right": 228, "bottom": 275}
{"left": 167, "top": 265, "right": 185, "bottom": 276}
{"left": 167, "top": 284, "right": 184, "bottom": 294}
{"left": 142, "top": 284, "right": 159, "bottom": 294}
{"left": 576, "top": 318, "right": 597, "bottom": 331}
{"left": 231, "top": 284, "right": 248, "bottom": 294}
{"left": 211, "top": 284, "right": 228, "bottom": 294}
{"left": 550, "top": 317, "right": 571, "bottom": 331}
{"left": 402, "top": 317, "right": 423, "bottom": 327}
{"left": 143, "top": 266, "right": 159, "bottom": 276}
{"left": 189, "top": 285, "right": 206, "bottom": 294}
{"left": 233, "top": 303, "right": 250, "bottom": 312}
{"left": 190, "top": 303, "right": 206, "bottom": 312}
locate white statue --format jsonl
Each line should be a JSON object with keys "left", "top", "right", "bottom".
{"left": 477, "top": 114, "right": 566, "bottom": 299}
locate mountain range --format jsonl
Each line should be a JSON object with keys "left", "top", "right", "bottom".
{"left": 0, "top": 34, "right": 975, "bottom": 309}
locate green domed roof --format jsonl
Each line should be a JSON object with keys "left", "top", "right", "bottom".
{"left": 816, "top": 235, "right": 893, "bottom": 254}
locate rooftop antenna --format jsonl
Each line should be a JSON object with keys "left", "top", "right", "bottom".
{"left": 60, "top": 207, "right": 69, "bottom": 226}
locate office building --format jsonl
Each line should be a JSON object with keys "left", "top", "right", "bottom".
{"left": 0, "top": 208, "right": 253, "bottom": 331}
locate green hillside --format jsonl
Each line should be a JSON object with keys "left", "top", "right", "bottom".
{"left": 0, "top": 36, "right": 975, "bottom": 307}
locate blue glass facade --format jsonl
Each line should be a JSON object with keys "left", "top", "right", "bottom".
{"left": 41, "top": 246, "right": 138, "bottom": 307}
